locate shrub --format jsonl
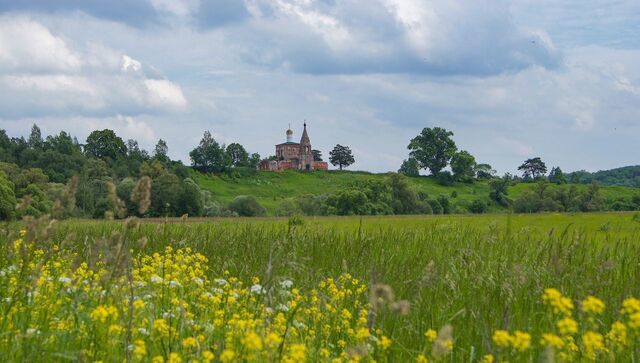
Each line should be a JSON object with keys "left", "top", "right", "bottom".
{"left": 468, "top": 199, "right": 487, "bottom": 214}
{"left": 228, "top": 195, "right": 266, "bottom": 217}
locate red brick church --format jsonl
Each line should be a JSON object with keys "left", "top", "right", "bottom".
{"left": 260, "top": 123, "right": 328, "bottom": 171}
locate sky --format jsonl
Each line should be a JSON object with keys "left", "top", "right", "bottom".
{"left": 0, "top": 0, "right": 639, "bottom": 174}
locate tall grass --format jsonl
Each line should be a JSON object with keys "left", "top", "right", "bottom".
{"left": 19, "top": 212, "right": 638, "bottom": 360}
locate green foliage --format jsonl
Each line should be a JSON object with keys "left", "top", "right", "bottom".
{"left": 567, "top": 165, "right": 640, "bottom": 187}
{"left": 189, "top": 131, "right": 229, "bottom": 173}
{"left": 548, "top": 166, "right": 567, "bottom": 184}
{"left": 408, "top": 127, "right": 457, "bottom": 175}
{"left": 226, "top": 143, "right": 249, "bottom": 167}
{"left": 450, "top": 150, "right": 476, "bottom": 182}
{"left": 84, "top": 129, "right": 127, "bottom": 161}
{"left": 468, "top": 199, "right": 487, "bottom": 214}
{"left": 228, "top": 195, "right": 267, "bottom": 217}
{"left": 475, "top": 163, "right": 495, "bottom": 179}
{"left": 518, "top": 157, "right": 548, "bottom": 180}
{"left": 489, "top": 176, "right": 510, "bottom": 207}
{"left": 0, "top": 172, "right": 16, "bottom": 220}
{"left": 436, "top": 170, "right": 454, "bottom": 186}
{"left": 327, "top": 189, "right": 369, "bottom": 215}
{"left": 328, "top": 144, "right": 355, "bottom": 170}
{"left": 312, "top": 149, "right": 323, "bottom": 162}
{"left": 398, "top": 157, "right": 420, "bottom": 177}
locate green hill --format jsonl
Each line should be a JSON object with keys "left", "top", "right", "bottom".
{"left": 568, "top": 165, "right": 640, "bottom": 187}
{"left": 194, "top": 170, "right": 639, "bottom": 215}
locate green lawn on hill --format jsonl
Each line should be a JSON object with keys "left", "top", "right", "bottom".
{"left": 194, "top": 170, "right": 639, "bottom": 214}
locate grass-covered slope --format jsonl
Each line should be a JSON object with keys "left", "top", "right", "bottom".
{"left": 194, "top": 170, "right": 639, "bottom": 214}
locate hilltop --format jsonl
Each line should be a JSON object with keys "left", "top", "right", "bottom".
{"left": 194, "top": 170, "right": 639, "bottom": 215}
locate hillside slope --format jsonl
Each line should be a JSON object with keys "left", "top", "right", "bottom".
{"left": 568, "top": 165, "right": 640, "bottom": 187}
{"left": 194, "top": 170, "right": 638, "bottom": 214}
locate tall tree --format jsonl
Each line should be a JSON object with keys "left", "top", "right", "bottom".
{"left": 28, "top": 124, "right": 43, "bottom": 149}
{"left": 249, "top": 153, "right": 261, "bottom": 169}
{"left": 226, "top": 143, "right": 249, "bottom": 167}
{"left": 548, "top": 166, "right": 567, "bottom": 184}
{"left": 329, "top": 144, "right": 355, "bottom": 170}
{"left": 189, "top": 131, "right": 227, "bottom": 173}
{"left": 153, "top": 139, "right": 169, "bottom": 162}
{"left": 407, "top": 127, "right": 457, "bottom": 175}
{"left": 518, "top": 157, "right": 548, "bottom": 180}
{"left": 489, "top": 175, "right": 511, "bottom": 207}
{"left": 84, "top": 129, "right": 127, "bottom": 161}
{"left": 312, "top": 149, "right": 323, "bottom": 162}
{"left": 475, "top": 163, "right": 495, "bottom": 179}
{"left": 398, "top": 157, "right": 420, "bottom": 177}
{"left": 450, "top": 150, "right": 477, "bottom": 182}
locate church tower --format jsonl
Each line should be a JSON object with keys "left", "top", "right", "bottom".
{"left": 299, "top": 122, "right": 313, "bottom": 170}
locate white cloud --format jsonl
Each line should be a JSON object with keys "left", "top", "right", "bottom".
{"left": 0, "top": 16, "right": 81, "bottom": 73}
{"left": 0, "top": 15, "right": 187, "bottom": 118}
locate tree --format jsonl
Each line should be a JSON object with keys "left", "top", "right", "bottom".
{"left": 28, "top": 124, "right": 43, "bottom": 149}
{"left": 228, "top": 195, "right": 266, "bottom": 217}
{"left": 153, "top": 139, "right": 169, "bottom": 163}
{"left": 84, "top": 129, "right": 127, "bottom": 161}
{"left": 548, "top": 166, "right": 567, "bottom": 184}
{"left": 226, "top": 143, "right": 249, "bottom": 167}
{"left": 0, "top": 172, "right": 16, "bottom": 220}
{"left": 407, "top": 127, "right": 457, "bottom": 175}
{"left": 489, "top": 175, "right": 511, "bottom": 207}
{"left": 518, "top": 157, "right": 548, "bottom": 180}
{"left": 312, "top": 149, "right": 323, "bottom": 162}
{"left": 468, "top": 199, "right": 487, "bottom": 214}
{"left": 249, "top": 153, "right": 261, "bottom": 169}
{"left": 189, "top": 131, "right": 228, "bottom": 173}
{"left": 450, "top": 150, "right": 476, "bottom": 182}
{"left": 398, "top": 157, "right": 420, "bottom": 177}
{"left": 475, "top": 163, "right": 495, "bottom": 179}
{"left": 387, "top": 173, "right": 420, "bottom": 214}
{"left": 329, "top": 144, "right": 355, "bottom": 170}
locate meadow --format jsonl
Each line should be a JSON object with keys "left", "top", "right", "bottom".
{"left": 2, "top": 212, "right": 640, "bottom": 362}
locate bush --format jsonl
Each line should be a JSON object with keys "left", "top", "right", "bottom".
{"left": 468, "top": 199, "right": 487, "bottom": 214}
{"left": 275, "top": 198, "right": 302, "bottom": 217}
{"left": 228, "top": 196, "right": 266, "bottom": 217}
{"left": 436, "top": 171, "right": 454, "bottom": 186}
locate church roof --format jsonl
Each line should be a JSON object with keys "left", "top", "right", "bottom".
{"left": 276, "top": 141, "right": 300, "bottom": 146}
{"left": 300, "top": 123, "right": 310, "bottom": 145}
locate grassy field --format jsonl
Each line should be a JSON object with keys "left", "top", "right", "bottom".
{"left": 3, "top": 212, "right": 640, "bottom": 361}
{"left": 194, "top": 170, "right": 639, "bottom": 214}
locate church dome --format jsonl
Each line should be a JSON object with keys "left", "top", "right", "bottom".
{"left": 286, "top": 128, "right": 293, "bottom": 135}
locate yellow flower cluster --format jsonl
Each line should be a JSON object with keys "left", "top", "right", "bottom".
{"left": 1, "top": 237, "right": 410, "bottom": 362}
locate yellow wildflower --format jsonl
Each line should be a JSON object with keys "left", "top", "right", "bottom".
{"left": 512, "top": 330, "right": 531, "bottom": 352}
{"left": 581, "top": 296, "right": 605, "bottom": 314}
{"left": 415, "top": 354, "right": 428, "bottom": 363}
{"left": 540, "top": 333, "right": 564, "bottom": 349}
{"left": 582, "top": 331, "right": 606, "bottom": 360}
{"left": 220, "top": 349, "right": 236, "bottom": 362}
{"left": 480, "top": 354, "right": 494, "bottom": 363}
{"left": 202, "top": 351, "right": 214, "bottom": 363}
{"left": 557, "top": 317, "right": 578, "bottom": 335}
{"left": 243, "top": 331, "right": 263, "bottom": 350}
{"left": 424, "top": 329, "right": 437, "bottom": 342}
{"left": 167, "top": 353, "right": 182, "bottom": 363}
{"left": 492, "top": 330, "right": 512, "bottom": 348}
{"left": 378, "top": 335, "right": 391, "bottom": 350}
{"left": 133, "top": 299, "right": 145, "bottom": 310}
{"left": 182, "top": 337, "right": 198, "bottom": 349}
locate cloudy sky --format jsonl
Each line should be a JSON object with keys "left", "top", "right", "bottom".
{"left": 0, "top": 0, "right": 639, "bottom": 173}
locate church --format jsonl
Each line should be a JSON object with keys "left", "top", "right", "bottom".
{"left": 260, "top": 123, "right": 328, "bottom": 171}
